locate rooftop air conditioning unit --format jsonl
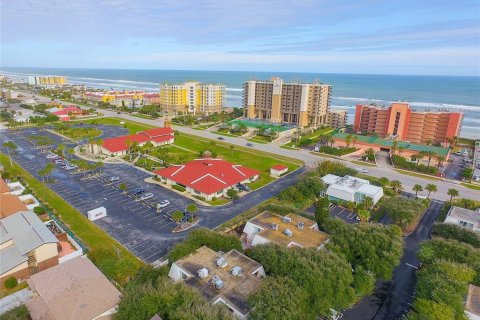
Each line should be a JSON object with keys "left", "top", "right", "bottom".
{"left": 197, "top": 268, "right": 209, "bottom": 279}
{"left": 212, "top": 275, "right": 224, "bottom": 289}
{"left": 216, "top": 257, "right": 227, "bottom": 268}
{"left": 231, "top": 266, "right": 243, "bottom": 277}
{"left": 272, "top": 223, "right": 279, "bottom": 230}
{"left": 284, "top": 228, "right": 293, "bottom": 237}
{"left": 297, "top": 222, "right": 305, "bottom": 230}
{"left": 282, "top": 216, "right": 292, "bottom": 224}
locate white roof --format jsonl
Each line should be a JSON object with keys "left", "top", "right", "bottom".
{"left": 322, "top": 174, "right": 382, "bottom": 198}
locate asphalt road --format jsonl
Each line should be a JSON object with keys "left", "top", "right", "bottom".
{"left": 342, "top": 200, "right": 444, "bottom": 320}
{"left": 1, "top": 126, "right": 305, "bottom": 265}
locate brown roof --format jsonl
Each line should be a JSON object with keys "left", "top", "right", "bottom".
{"left": 0, "top": 179, "right": 9, "bottom": 194}
{"left": 26, "top": 257, "right": 121, "bottom": 320}
{"left": 174, "top": 246, "right": 264, "bottom": 315}
{"left": 0, "top": 194, "right": 29, "bottom": 218}
{"left": 466, "top": 284, "right": 480, "bottom": 316}
{"left": 250, "top": 212, "right": 329, "bottom": 248}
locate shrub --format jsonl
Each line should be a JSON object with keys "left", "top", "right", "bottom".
{"left": 88, "top": 247, "right": 139, "bottom": 286}
{"left": 172, "top": 184, "right": 185, "bottom": 192}
{"left": 4, "top": 276, "right": 18, "bottom": 289}
{"left": 0, "top": 305, "right": 30, "bottom": 320}
{"left": 33, "top": 206, "right": 46, "bottom": 215}
{"left": 392, "top": 155, "right": 438, "bottom": 175}
{"left": 376, "top": 197, "right": 427, "bottom": 230}
{"left": 318, "top": 146, "right": 357, "bottom": 156}
{"left": 315, "top": 161, "right": 357, "bottom": 177}
{"left": 431, "top": 223, "right": 480, "bottom": 248}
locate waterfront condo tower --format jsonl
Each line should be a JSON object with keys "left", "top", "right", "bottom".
{"left": 159, "top": 82, "right": 225, "bottom": 115}
{"left": 27, "top": 76, "right": 66, "bottom": 86}
{"left": 243, "top": 77, "right": 331, "bottom": 128}
{"left": 353, "top": 102, "right": 463, "bottom": 145}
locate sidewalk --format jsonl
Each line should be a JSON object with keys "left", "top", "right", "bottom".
{"left": 0, "top": 288, "right": 32, "bottom": 315}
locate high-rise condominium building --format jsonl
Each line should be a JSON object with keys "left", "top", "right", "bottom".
{"left": 159, "top": 82, "right": 225, "bottom": 115}
{"left": 243, "top": 77, "right": 331, "bottom": 128}
{"left": 327, "top": 109, "right": 347, "bottom": 129}
{"left": 28, "top": 76, "right": 66, "bottom": 86}
{"left": 353, "top": 103, "right": 463, "bottom": 145}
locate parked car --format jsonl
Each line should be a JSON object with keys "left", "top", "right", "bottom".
{"left": 139, "top": 193, "right": 154, "bottom": 201}
{"left": 217, "top": 136, "right": 225, "bottom": 140}
{"left": 246, "top": 143, "right": 254, "bottom": 147}
{"left": 46, "top": 154, "right": 58, "bottom": 159}
{"left": 237, "top": 183, "right": 251, "bottom": 192}
{"left": 157, "top": 200, "right": 170, "bottom": 208}
{"left": 133, "top": 187, "right": 145, "bottom": 195}
{"left": 64, "top": 165, "right": 76, "bottom": 171}
{"left": 109, "top": 176, "right": 120, "bottom": 182}
{"left": 360, "top": 168, "right": 368, "bottom": 173}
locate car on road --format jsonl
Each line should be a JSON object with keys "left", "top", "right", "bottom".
{"left": 354, "top": 167, "right": 368, "bottom": 173}
{"left": 246, "top": 143, "right": 254, "bottom": 147}
{"left": 139, "top": 193, "right": 154, "bottom": 201}
{"left": 54, "top": 159, "right": 65, "bottom": 164}
{"left": 157, "top": 200, "right": 170, "bottom": 208}
{"left": 236, "top": 183, "right": 251, "bottom": 192}
{"left": 109, "top": 176, "right": 120, "bottom": 182}
{"left": 133, "top": 187, "right": 145, "bottom": 195}
{"left": 217, "top": 136, "right": 225, "bottom": 140}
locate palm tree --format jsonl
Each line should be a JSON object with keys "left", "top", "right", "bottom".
{"left": 425, "top": 184, "right": 437, "bottom": 199}
{"left": 415, "top": 151, "right": 427, "bottom": 166}
{"left": 434, "top": 155, "right": 446, "bottom": 170}
{"left": 365, "top": 148, "right": 375, "bottom": 161}
{"left": 67, "top": 147, "right": 75, "bottom": 159}
{"left": 3, "top": 141, "right": 17, "bottom": 166}
{"left": 423, "top": 151, "right": 436, "bottom": 167}
{"left": 357, "top": 209, "right": 371, "bottom": 222}
{"left": 345, "top": 134, "right": 353, "bottom": 148}
{"left": 88, "top": 137, "right": 95, "bottom": 154}
{"left": 352, "top": 136, "right": 358, "bottom": 148}
{"left": 379, "top": 177, "right": 389, "bottom": 188}
{"left": 412, "top": 184, "right": 423, "bottom": 197}
{"left": 398, "top": 146, "right": 406, "bottom": 157}
{"left": 447, "top": 188, "right": 459, "bottom": 202}
{"left": 57, "top": 143, "right": 66, "bottom": 157}
{"left": 329, "top": 137, "right": 335, "bottom": 147}
{"left": 391, "top": 180, "right": 403, "bottom": 194}
{"left": 391, "top": 141, "right": 399, "bottom": 155}
{"left": 362, "top": 196, "right": 374, "bottom": 209}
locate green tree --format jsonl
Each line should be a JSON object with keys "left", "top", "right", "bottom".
{"left": 412, "top": 184, "right": 423, "bottom": 197}
{"left": 226, "top": 188, "right": 239, "bottom": 200}
{"left": 345, "top": 134, "right": 353, "bottom": 147}
{"left": 390, "top": 180, "right": 403, "bottom": 194}
{"left": 357, "top": 209, "right": 371, "bottom": 222}
{"left": 172, "top": 210, "right": 184, "bottom": 225}
{"left": 3, "top": 141, "right": 17, "bottom": 166}
{"left": 423, "top": 151, "right": 436, "bottom": 167}
{"left": 314, "top": 197, "right": 330, "bottom": 228}
{"left": 425, "top": 184, "right": 437, "bottom": 199}
{"left": 431, "top": 223, "right": 480, "bottom": 248}
{"left": 391, "top": 140, "right": 399, "bottom": 155}
{"left": 379, "top": 177, "right": 389, "bottom": 188}
{"left": 434, "top": 155, "right": 446, "bottom": 169}
{"left": 248, "top": 277, "right": 312, "bottom": 320}
{"left": 362, "top": 196, "right": 373, "bottom": 209}
{"left": 447, "top": 188, "right": 459, "bottom": 201}
{"left": 119, "top": 183, "right": 127, "bottom": 194}
{"left": 462, "top": 167, "right": 473, "bottom": 182}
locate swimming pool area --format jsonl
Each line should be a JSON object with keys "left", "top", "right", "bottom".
{"left": 229, "top": 119, "right": 297, "bottom": 132}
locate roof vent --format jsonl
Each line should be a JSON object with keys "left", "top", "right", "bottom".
{"left": 284, "top": 228, "right": 293, "bottom": 237}
{"left": 271, "top": 223, "right": 279, "bottom": 230}
{"left": 216, "top": 256, "right": 227, "bottom": 268}
{"left": 212, "top": 275, "right": 224, "bottom": 289}
{"left": 231, "top": 266, "right": 243, "bottom": 277}
{"left": 197, "top": 268, "right": 209, "bottom": 279}
{"left": 297, "top": 222, "right": 305, "bottom": 230}
{"left": 282, "top": 216, "right": 292, "bottom": 224}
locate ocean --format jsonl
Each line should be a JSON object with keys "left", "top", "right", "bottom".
{"left": 2, "top": 67, "right": 479, "bottom": 139}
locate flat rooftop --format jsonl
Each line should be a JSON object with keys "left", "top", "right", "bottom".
{"left": 333, "top": 132, "right": 450, "bottom": 156}
{"left": 448, "top": 206, "right": 480, "bottom": 225}
{"left": 250, "top": 212, "right": 329, "bottom": 248}
{"left": 322, "top": 174, "right": 382, "bottom": 197}
{"left": 175, "top": 246, "right": 264, "bottom": 315}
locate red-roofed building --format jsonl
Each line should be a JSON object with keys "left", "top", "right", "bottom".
{"left": 101, "top": 127, "right": 174, "bottom": 156}
{"left": 270, "top": 164, "right": 289, "bottom": 177}
{"left": 154, "top": 159, "right": 260, "bottom": 200}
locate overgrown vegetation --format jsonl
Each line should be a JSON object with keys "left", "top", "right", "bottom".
{"left": 392, "top": 155, "right": 438, "bottom": 175}
{"left": 376, "top": 197, "right": 428, "bottom": 231}
{"left": 318, "top": 145, "right": 357, "bottom": 156}
{"left": 0, "top": 305, "right": 31, "bottom": 320}
{"left": 431, "top": 223, "right": 480, "bottom": 248}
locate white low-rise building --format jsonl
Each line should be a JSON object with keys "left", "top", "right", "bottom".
{"left": 444, "top": 206, "right": 480, "bottom": 233}
{"left": 321, "top": 174, "right": 383, "bottom": 205}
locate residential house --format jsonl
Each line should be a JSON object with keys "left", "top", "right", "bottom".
{"left": 321, "top": 174, "right": 384, "bottom": 205}
{"left": 444, "top": 206, "right": 480, "bottom": 233}
{"left": 101, "top": 127, "right": 174, "bottom": 156}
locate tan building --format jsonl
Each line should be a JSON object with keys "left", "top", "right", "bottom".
{"left": 243, "top": 77, "right": 331, "bottom": 127}
{"left": 353, "top": 103, "right": 463, "bottom": 146}
{"left": 28, "top": 76, "right": 66, "bottom": 86}
{"left": 159, "top": 81, "right": 225, "bottom": 115}
{"left": 327, "top": 109, "right": 347, "bottom": 128}
{"left": 168, "top": 246, "right": 266, "bottom": 319}
{"left": 0, "top": 211, "right": 59, "bottom": 288}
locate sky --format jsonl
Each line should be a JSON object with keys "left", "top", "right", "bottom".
{"left": 1, "top": 0, "right": 480, "bottom": 76}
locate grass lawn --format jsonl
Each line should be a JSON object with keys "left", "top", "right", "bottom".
{"left": 248, "top": 135, "right": 272, "bottom": 144}
{"left": 135, "top": 157, "right": 163, "bottom": 171}
{"left": 214, "top": 130, "right": 242, "bottom": 137}
{"left": 206, "top": 197, "right": 231, "bottom": 206}
{"left": 309, "top": 151, "right": 338, "bottom": 159}
{"left": 0, "top": 153, "right": 143, "bottom": 276}
{"left": 350, "top": 160, "right": 377, "bottom": 167}
{"left": 394, "top": 169, "right": 442, "bottom": 181}
{"left": 280, "top": 145, "right": 300, "bottom": 150}
{"left": 150, "top": 145, "right": 197, "bottom": 165}
{"left": 53, "top": 127, "right": 102, "bottom": 140}
{"left": 0, "top": 281, "right": 28, "bottom": 299}
{"left": 131, "top": 113, "right": 158, "bottom": 120}
{"left": 81, "top": 117, "right": 154, "bottom": 134}
{"left": 461, "top": 182, "right": 480, "bottom": 190}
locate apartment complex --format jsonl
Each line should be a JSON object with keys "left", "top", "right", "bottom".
{"left": 159, "top": 81, "right": 225, "bottom": 115}
{"left": 327, "top": 109, "right": 347, "bottom": 129}
{"left": 28, "top": 76, "right": 66, "bottom": 86}
{"left": 353, "top": 103, "right": 463, "bottom": 145}
{"left": 84, "top": 90, "right": 146, "bottom": 107}
{"left": 243, "top": 77, "right": 331, "bottom": 127}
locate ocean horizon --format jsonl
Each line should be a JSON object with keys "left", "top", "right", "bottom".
{"left": 2, "top": 67, "right": 479, "bottom": 139}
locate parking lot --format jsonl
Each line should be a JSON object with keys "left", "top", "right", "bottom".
{"left": 329, "top": 204, "right": 359, "bottom": 223}
{"left": 1, "top": 126, "right": 306, "bottom": 264}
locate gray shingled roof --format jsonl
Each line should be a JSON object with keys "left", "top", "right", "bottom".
{"left": 0, "top": 211, "right": 58, "bottom": 274}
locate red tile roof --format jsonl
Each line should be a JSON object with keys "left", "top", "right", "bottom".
{"left": 151, "top": 135, "right": 174, "bottom": 144}
{"left": 102, "top": 134, "right": 150, "bottom": 153}
{"left": 141, "top": 127, "right": 174, "bottom": 138}
{"left": 271, "top": 164, "right": 288, "bottom": 171}
{"left": 154, "top": 159, "right": 260, "bottom": 195}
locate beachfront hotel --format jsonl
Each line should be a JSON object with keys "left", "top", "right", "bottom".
{"left": 243, "top": 77, "right": 331, "bottom": 128}
{"left": 353, "top": 102, "right": 463, "bottom": 145}
{"left": 27, "top": 76, "right": 66, "bottom": 86}
{"left": 159, "top": 81, "right": 225, "bottom": 115}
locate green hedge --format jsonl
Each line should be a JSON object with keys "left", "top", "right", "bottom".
{"left": 376, "top": 197, "right": 427, "bottom": 231}
{"left": 319, "top": 146, "right": 357, "bottom": 156}
{"left": 4, "top": 276, "right": 18, "bottom": 289}
{"left": 431, "top": 223, "right": 480, "bottom": 248}
{"left": 392, "top": 155, "right": 438, "bottom": 175}
{"left": 172, "top": 184, "right": 186, "bottom": 192}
